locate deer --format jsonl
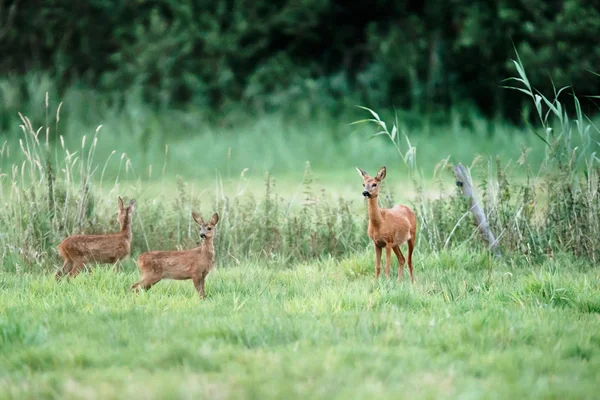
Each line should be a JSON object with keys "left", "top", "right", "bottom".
{"left": 56, "top": 196, "right": 136, "bottom": 280}
{"left": 131, "top": 211, "right": 219, "bottom": 299}
{"left": 356, "top": 166, "right": 417, "bottom": 282}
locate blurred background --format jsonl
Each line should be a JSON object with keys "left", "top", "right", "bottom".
{"left": 0, "top": 0, "right": 599, "bottom": 181}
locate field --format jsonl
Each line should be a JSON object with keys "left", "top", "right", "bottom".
{"left": 1, "top": 251, "right": 599, "bottom": 399}
{"left": 1, "top": 63, "right": 600, "bottom": 399}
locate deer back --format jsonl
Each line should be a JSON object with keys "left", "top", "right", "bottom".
{"left": 58, "top": 232, "right": 131, "bottom": 264}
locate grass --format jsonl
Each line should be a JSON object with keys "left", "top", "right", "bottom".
{"left": 0, "top": 250, "right": 599, "bottom": 399}
{"left": 0, "top": 83, "right": 550, "bottom": 181}
{"left": 1, "top": 56, "right": 599, "bottom": 399}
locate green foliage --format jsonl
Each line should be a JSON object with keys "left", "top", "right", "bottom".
{"left": 1, "top": 52, "right": 599, "bottom": 271}
{"left": 1, "top": 0, "right": 599, "bottom": 120}
{"left": 354, "top": 54, "right": 600, "bottom": 261}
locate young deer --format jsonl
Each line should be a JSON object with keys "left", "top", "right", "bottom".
{"left": 56, "top": 196, "right": 136, "bottom": 280}
{"left": 131, "top": 211, "right": 219, "bottom": 298}
{"left": 357, "top": 166, "right": 417, "bottom": 282}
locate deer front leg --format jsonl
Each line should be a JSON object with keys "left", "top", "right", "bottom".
{"left": 374, "top": 244, "right": 382, "bottom": 279}
{"left": 56, "top": 260, "right": 73, "bottom": 281}
{"left": 69, "top": 262, "right": 85, "bottom": 278}
{"left": 385, "top": 246, "right": 392, "bottom": 278}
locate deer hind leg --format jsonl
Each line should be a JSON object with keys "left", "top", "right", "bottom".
{"left": 392, "top": 246, "right": 406, "bottom": 282}
{"left": 407, "top": 238, "right": 415, "bottom": 283}
{"left": 193, "top": 276, "right": 206, "bottom": 299}
{"left": 374, "top": 245, "right": 382, "bottom": 279}
{"left": 131, "top": 274, "right": 161, "bottom": 292}
{"left": 384, "top": 246, "right": 392, "bottom": 278}
{"left": 56, "top": 259, "right": 73, "bottom": 281}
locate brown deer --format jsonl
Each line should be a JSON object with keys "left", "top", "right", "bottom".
{"left": 131, "top": 211, "right": 219, "bottom": 298}
{"left": 356, "top": 166, "right": 417, "bottom": 282}
{"left": 56, "top": 196, "right": 136, "bottom": 280}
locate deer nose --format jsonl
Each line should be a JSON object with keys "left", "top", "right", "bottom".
{"left": 362, "top": 190, "right": 370, "bottom": 197}
{"left": 200, "top": 233, "right": 206, "bottom": 239}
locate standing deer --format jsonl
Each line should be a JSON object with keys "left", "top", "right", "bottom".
{"left": 356, "top": 166, "right": 417, "bottom": 282}
{"left": 131, "top": 211, "right": 219, "bottom": 299}
{"left": 56, "top": 196, "right": 136, "bottom": 279}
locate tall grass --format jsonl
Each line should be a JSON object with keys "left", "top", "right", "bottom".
{"left": 0, "top": 57, "right": 598, "bottom": 274}
{"left": 0, "top": 73, "right": 550, "bottom": 180}
{"left": 353, "top": 53, "right": 600, "bottom": 262}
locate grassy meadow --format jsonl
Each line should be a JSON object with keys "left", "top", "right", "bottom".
{"left": 1, "top": 253, "right": 599, "bottom": 399}
{"left": 1, "top": 61, "right": 600, "bottom": 398}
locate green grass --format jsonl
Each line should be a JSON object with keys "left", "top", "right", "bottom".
{"left": 1, "top": 251, "right": 598, "bottom": 399}
{"left": 0, "top": 87, "right": 550, "bottom": 182}
{"left": 1, "top": 59, "right": 599, "bottom": 399}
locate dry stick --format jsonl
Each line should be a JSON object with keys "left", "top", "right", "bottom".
{"left": 453, "top": 163, "right": 502, "bottom": 257}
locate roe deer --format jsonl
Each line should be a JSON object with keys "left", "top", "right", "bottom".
{"left": 131, "top": 211, "right": 219, "bottom": 298}
{"left": 56, "top": 196, "right": 136, "bottom": 279}
{"left": 356, "top": 166, "right": 417, "bottom": 282}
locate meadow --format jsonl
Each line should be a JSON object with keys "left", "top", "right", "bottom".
{"left": 0, "top": 61, "right": 599, "bottom": 399}
{"left": 1, "top": 253, "right": 599, "bottom": 399}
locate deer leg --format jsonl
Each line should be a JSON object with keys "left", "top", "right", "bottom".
{"left": 193, "top": 276, "right": 206, "bottom": 299}
{"left": 69, "top": 262, "right": 85, "bottom": 278}
{"left": 392, "top": 246, "right": 406, "bottom": 282}
{"left": 385, "top": 246, "right": 392, "bottom": 278}
{"left": 56, "top": 260, "right": 73, "bottom": 280}
{"left": 407, "top": 238, "right": 415, "bottom": 283}
{"left": 132, "top": 275, "right": 160, "bottom": 292}
{"left": 374, "top": 245, "right": 382, "bottom": 279}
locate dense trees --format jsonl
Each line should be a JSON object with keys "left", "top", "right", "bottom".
{"left": 1, "top": 0, "right": 599, "bottom": 119}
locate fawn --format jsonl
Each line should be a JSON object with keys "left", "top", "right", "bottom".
{"left": 56, "top": 196, "right": 136, "bottom": 279}
{"left": 357, "top": 166, "right": 417, "bottom": 282}
{"left": 131, "top": 211, "right": 219, "bottom": 298}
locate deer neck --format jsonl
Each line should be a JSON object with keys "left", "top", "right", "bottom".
{"left": 367, "top": 195, "right": 383, "bottom": 227}
{"left": 120, "top": 216, "right": 132, "bottom": 241}
{"left": 198, "top": 237, "right": 215, "bottom": 261}
{"left": 201, "top": 236, "right": 214, "bottom": 249}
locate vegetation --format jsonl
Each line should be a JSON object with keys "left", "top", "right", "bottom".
{"left": 0, "top": 3, "right": 599, "bottom": 393}
{"left": 1, "top": 0, "right": 600, "bottom": 125}
{"left": 1, "top": 253, "right": 599, "bottom": 399}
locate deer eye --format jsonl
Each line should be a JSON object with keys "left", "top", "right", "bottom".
{"left": 207, "top": 227, "right": 212, "bottom": 231}
{"left": 372, "top": 183, "right": 377, "bottom": 187}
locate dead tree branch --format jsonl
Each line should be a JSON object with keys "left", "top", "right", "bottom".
{"left": 453, "top": 163, "right": 501, "bottom": 257}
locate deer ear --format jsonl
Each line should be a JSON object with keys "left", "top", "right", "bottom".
{"left": 192, "top": 211, "right": 204, "bottom": 225}
{"left": 128, "top": 199, "right": 136, "bottom": 213}
{"left": 210, "top": 212, "right": 219, "bottom": 225}
{"left": 118, "top": 196, "right": 124, "bottom": 210}
{"left": 375, "top": 166, "right": 386, "bottom": 181}
{"left": 356, "top": 167, "right": 368, "bottom": 179}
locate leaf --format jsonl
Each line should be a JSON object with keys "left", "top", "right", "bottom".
{"left": 368, "top": 131, "right": 386, "bottom": 140}
{"left": 391, "top": 125, "right": 397, "bottom": 141}
{"left": 586, "top": 69, "right": 600, "bottom": 78}
{"left": 349, "top": 118, "right": 378, "bottom": 126}
{"left": 534, "top": 94, "right": 542, "bottom": 117}
{"left": 356, "top": 105, "right": 381, "bottom": 122}
{"left": 501, "top": 85, "right": 534, "bottom": 98}
{"left": 512, "top": 58, "right": 531, "bottom": 90}
{"left": 536, "top": 90, "right": 561, "bottom": 119}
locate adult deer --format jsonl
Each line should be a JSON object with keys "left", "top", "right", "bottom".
{"left": 356, "top": 166, "right": 417, "bottom": 282}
